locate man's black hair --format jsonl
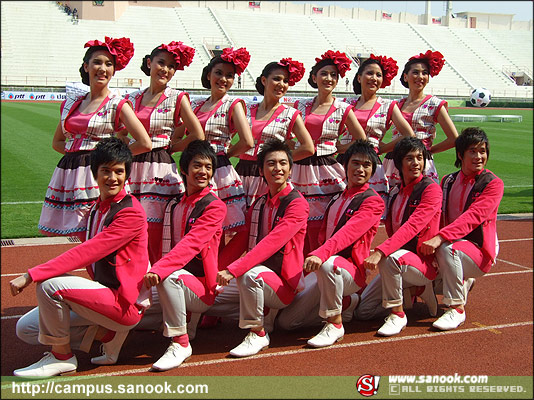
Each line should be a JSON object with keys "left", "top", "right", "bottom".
{"left": 90, "top": 137, "right": 132, "bottom": 179}
{"left": 179, "top": 140, "right": 218, "bottom": 183}
{"left": 343, "top": 139, "right": 379, "bottom": 176}
{"left": 455, "top": 127, "right": 490, "bottom": 168}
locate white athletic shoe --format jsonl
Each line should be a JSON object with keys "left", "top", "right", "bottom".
{"left": 307, "top": 323, "right": 344, "bottom": 348}
{"left": 341, "top": 293, "right": 360, "bottom": 323}
{"left": 419, "top": 282, "right": 438, "bottom": 317}
{"left": 432, "top": 308, "right": 466, "bottom": 331}
{"left": 91, "top": 330, "right": 130, "bottom": 365}
{"left": 377, "top": 313, "right": 407, "bottom": 336}
{"left": 14, "top": 352, "right": 77, "bottom": 377}
{"left": 152, "top": 342, "right": 192, "bottom": 371}
{"left": 229, "top": 331, "right": 269, "bottom": 357}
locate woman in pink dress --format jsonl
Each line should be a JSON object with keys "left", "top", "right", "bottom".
{"left": 236, "top": 58, "right": 314, "bottom": 207}
{"left": 291, "top": 50, "right": 366, "bottom": 254}
{"left": 38, "top": 37, "right": 151, "bottom": 241}
{"left": 339, "top": 54, "right": 413, "bottom": 203}
{"left": 123, "top": 41, "right": 204, "bottom": 264}
{"left": 188, "top": 47, "right": 254, "bottom": 233}
{"left": 384, "top": 50, "right": 458, "bottom": 188}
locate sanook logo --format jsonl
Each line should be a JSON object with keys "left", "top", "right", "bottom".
{"left": 357, "top": 375, "right": 380, "bottom": 396}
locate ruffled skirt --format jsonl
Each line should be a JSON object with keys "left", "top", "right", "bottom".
{"left": 291, "top": 154, "right": 346, "bottom": 222}
{"left": 38, "top": 151, "right": 98, "bottom": 239}
{"left": 236, "top": 159, "right": 268, "bottom": 208}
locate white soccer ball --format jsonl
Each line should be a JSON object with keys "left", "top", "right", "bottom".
{"left": 470, "top": 88, "right": 492, "bottom": 107}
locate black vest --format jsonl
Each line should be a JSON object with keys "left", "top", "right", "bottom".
{"left": 325, "top": 188, "right": 378, "bottom": 260}
{"left": 442, "top": 170, "right": 497, "bottom": 248}
{"left": 90, "top": 195, "right": 134, "bottom": 290}
{"left": 254, "top": 189, "right": 302, "bottom": 275}
{"left": 389, "top": 177, "right": 434, "bottom": 254}
{"left": 168, "top": 192, "right": 219, "bottom": 277}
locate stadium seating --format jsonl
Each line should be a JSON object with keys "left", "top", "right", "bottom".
{"left": 1, "top": 1, "right": 531, "bottom": 98}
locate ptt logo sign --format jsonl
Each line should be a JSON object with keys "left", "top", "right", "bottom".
{"left": 8, "top": 93, "right": 26, "bottom": 100}
{"left": 357, "top": 375, "right": 380, "bottom": 396}
{"left": 29, "top": 93, "right": 46, "bottom": 100}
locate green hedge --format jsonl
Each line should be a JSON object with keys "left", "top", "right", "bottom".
{"left": 465, "top": 101, "right": 533, "bottom": 108}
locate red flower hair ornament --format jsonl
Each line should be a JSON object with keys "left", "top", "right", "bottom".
{"left": 84, "top": 37, "right": 134, "bottom": 71}
{"left": 316, "top": 50, "right": 352, "bottom": 78}
{"left": 221, "top": 47, "right": 251, "bottom": 75}
{"left": 409, "top": 50, "right": 445, "bottom": 77}
{"left": 369, "top": 54, "right": 399, "bottom": 88}
{"left": 158, "top": 41, "right": 195, "bottom": 70}
{"left": 278, "top": 58, "right": 305, "bottom": 86}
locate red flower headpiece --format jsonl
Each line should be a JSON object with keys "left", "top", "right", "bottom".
{"left": 409, "top": 50, "right": 445, "bottom": 77}
{"left": 278, "top": 58, "right": 305, "bottom": 86}
{"left": 84, "top": 37, "right": 134, "bottom": 71}
{"left": 315, "top": 50, "right": 352, "bottom": 78}
{"left": 369, "top": 54, "right": 399, "bottom": 88}
{"left": 221, "top": 47, "right": 251, "bottom": 76}
{"left": 158, "top": 41, "right": 195, "bottom": 71}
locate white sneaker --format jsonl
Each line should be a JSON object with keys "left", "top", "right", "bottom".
{"left": 419, "top": 282, "right": 438, "bottom": 317}
{"left": 307, "top": 323, "right": 344, "bottom": 348}
{"left": 91, "top": 330, "right": 130, "bottom": 365}
{"left": 432, "top": 308, "right": 466, "bottom": 331}
{"left": 152, "top": 342, "right": 192, "bottom": 371}
{"left": 341, "top": 293, "right": 360, "bottom": 323}
{"left": 463, "top": 278, "right": 476, "bottom": 305}
{"left": 264, "top": 309, "right": 279, "bottom": 334}
{"left": 229, "top": 331, "right": 269, "bottom": 357}
{"left": 377, "top": 313, "right": 407, "bottom": 336}
{"left": 14, "top": 352, "right": 77, "bottom": 377}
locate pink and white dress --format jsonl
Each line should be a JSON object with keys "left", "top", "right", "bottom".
{"left": 126, "top": 86, "right": 186, "bottom": 264}
{"left": 291, "top": 97, "right": 351, "bottom": 252}
{"left": 236, "top": 103, "right": 300, "bottom": 208}
{"left": 339, "top": 96, "right": 396, "bottom": 197}
{"left": 383, "top": 94, "right": 445, "bottom": 188}
{"left": 38, "top": 93, "right": 129, "bottom": 241}
{"left": 190, "top": 94, "right": 247, "bottom": 231}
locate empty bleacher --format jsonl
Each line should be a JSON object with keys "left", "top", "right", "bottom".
{"left": 1, "top": 1, "right": 532, "bottom": 98}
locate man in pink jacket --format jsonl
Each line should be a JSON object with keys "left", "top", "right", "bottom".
{"left": 11, "top": 137, "right": 149, "bottom": 376}
{"left": 143, "top": 140, "right": 226, "bottom": 371}
{"left": 217, "top": 139, "right": 309, "bottom": 357}
{"left": 277, "top": 140, "right": 384, "bottom": 347}
{"left": 363, "top": 137, "right": 442, "bottom": 336}
{"left": 421, "top": 127, "right": 503, "bottom": 330}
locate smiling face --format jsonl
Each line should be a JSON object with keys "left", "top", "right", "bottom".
{"left": 183, "top": 154, "right": 213, "bottom": 195}
{"left": 401, "top": 149, "right": 425, "bottom": 185}
{"left": 313, "top": 64, "right": 338, "bottom": 92}
{"left": 208, "top": 62, "right": 235, "bottom": 95}
{"left": 262, "top": 67, "right": 289, "bottom": 100}
{"left": 260, "top": 150, "right": 291, "bottom": 195}
{"left": 346, "top": 153, "right": 373, "bottom": 189}
{"left": 404, "top": 62, "right": 429, "bottom": 91}
{"left": 148, "top": 51, "right": 176, "bottom": 87}
{"left": 460, "top": 142, "right": 488, "bottom": 176}
{"left": 84, "top": 49, "right": 115, "bottom": 87}
{"left": 357, "top": 63, "right": 383, "bottom": 94}
{"left": 96, "top": 162, "right": 126, "bottom": 200}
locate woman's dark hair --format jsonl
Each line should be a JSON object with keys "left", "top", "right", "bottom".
{"left": 400, "top": 58, "right": 430, "bottom": 88}
{"left": 255, "top": 61, "right": 287, "bottom": 95}
{"left": 179, "top": 140, "right": 217, "bottom": 183}
{"left": 307, "top": 59, "right": 337, "bottom": 89}
{"left": 90, "top": 137, "right": 132, "bottom": 179}
{"left": 392, "top": 137, "right": 428, "bottom": 179}
{"left": 201, "top": 56, "right": 236, "bottom": 89}
{"left": 79, "top": 46, "right": 114, "bottom": 86}
{"left": 352, "top": 58, "right": 383, "bottom": 95}
{"left": 140, "top": 47, "right": 173, "bottom": 76}
{"left": 257, "top": 138, "right": 293, "bottom": 171}
{"left": 343, "top": 139, "right": 379, "bottom": 176}
{"left": 455, "top": 127, "right": 490, "bottom": 168}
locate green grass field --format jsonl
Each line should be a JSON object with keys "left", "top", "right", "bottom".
{"left": 1, "top": 102, "right": 532, "bottom": 238}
